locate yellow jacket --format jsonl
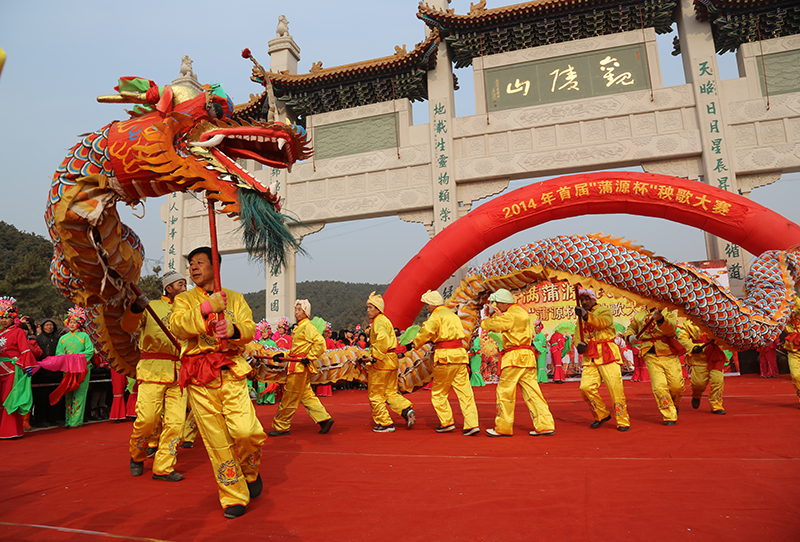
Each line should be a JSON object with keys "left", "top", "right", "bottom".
{"left": 287, "top": 318, "right": 325, "bottom": 375}
{"left": 168, "top": 286, "right": 255, "bottom": 377}
{"left": 413, "top": 306, "right": 468, "bottom": 364}
{"left": 121, "top": 296, "right": 180, "bottom": 383}
{"left": 369, "top": 313, "right": 399, "bottom": 371}
{"left": 784, "top": 296, "right": 800, "bottom": 354}
{"left": 575, "top": 304, "right": 621, "bottom": 366}
{"left": 480, "top": 304, "right": 535, "bottom": 369}
{"left": 626, "top": 308, "right": 683, "bottom": 357}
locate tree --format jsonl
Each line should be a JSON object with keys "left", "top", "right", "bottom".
{"left": 137, "top": 265, "right": 163, "bottom": 301}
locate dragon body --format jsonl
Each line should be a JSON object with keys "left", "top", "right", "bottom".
{"left": 47, "top": 78, "right": 310, "bottom": 375}
{"left": 251, "top": 234, "right": 798, "bottom": 392}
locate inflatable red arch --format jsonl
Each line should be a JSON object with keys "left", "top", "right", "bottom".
{"left": 384, "top": 171, "right": 800, "bottom": 329}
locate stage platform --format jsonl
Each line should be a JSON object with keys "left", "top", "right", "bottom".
{"left": 1, "top": 374, "right": 798, "bottom": 541}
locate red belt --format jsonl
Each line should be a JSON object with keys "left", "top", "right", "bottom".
{"left": 434, "top": 339, "right": 464, "bottom": 350}
{"left": 584, "top": 339, "right": 620, "bottom": 364}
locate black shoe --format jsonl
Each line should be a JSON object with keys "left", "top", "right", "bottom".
{"left": 373, "top": 425, "right": 396, "bottom": 433}
{"left": 268, "top": 430, "right": 290, "bottom": 437}
{"left": 617, "top": 426, "right": 630, "bottom": 432}
{"left": 401, "top": 407, "right": 416, "bottom": 429}
{"left": 664, "top": 420, "right": 677, "bottom": 426}
{"left": 224, "top": 504, "right": 247, "bottom": 519}
{"left": 130, "top": 459, "right": 144, "bottom": 477}
{"left": 435, "top": 424, "right": 456, "bottom": 433}
{"left": 152, "top": 472, "right": 184, "bottom": 482}
{"left": 463, "top": 427, "right": 480, "bottom": 436}
{"left": 182, "top": 441, "right": 194, "bottom": 449}
{"left": 247, "top": 474, "right": 263, "bottom": 499}
{"left": 691, "top": 398, "right": 700, "bottom": 409}
{"left": 589, "top": 416, "right": 612, "bottom": 429}
{"left": 318, "top": 418, "right": 334, "bottom": 434}
{"left": 146, "top": 447, "right": 157, "bottom": 458}
{"left": 712, "top": 409, "right": 726, "bottom": 415}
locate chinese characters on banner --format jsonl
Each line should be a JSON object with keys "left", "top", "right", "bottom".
{"left": 487, "top": 44, "right": 649, "bottom": 111}
{"left": 492, "top": 177, "right": 744, "bottom": 224}
{"left": 431, "top": 98, "right": 456, "bottom": 230}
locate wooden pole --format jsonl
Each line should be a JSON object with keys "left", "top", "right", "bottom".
{"left": 207, "top": 199, "right": 228, "bottom": 351}
{"left": 130, "top": 283, "right": 181, "bottom": 351}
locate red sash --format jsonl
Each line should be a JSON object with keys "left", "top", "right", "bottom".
{"left": 584, "top": 339, "right": 620, "bottom": 365}
{"left": 141, "top": 352, "right": 179, "bottom": 361}
{"left": 49, "top": 372, "right": 86, "bottom": 406}
{"left": 434, "top": 339, "right": 464, "bottom": 350}
{"left": 179, "top": 352, "right": 230, "bottom": 388}
{"left": 704, "top": 343, "right": 728, "bottom": 372}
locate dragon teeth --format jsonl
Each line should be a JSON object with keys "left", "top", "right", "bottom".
{"left": 277, "top": 139, "right": 285, "bottom": 150}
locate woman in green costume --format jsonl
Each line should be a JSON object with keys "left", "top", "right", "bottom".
{"left": 254, "top": 319, "right": 277, "bottom": 405}
{"left": 57, "top": 307, "right": 94, "bottom": 427}
{"left": 468, "top": 335, "right": 485, "bottom": 387}
{"left": 533, "top": 321, "right": 549, "bottom": 383}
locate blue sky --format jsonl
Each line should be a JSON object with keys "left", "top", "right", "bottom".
{"left": 1, "top": 1, "right": 797, "bottom": 293}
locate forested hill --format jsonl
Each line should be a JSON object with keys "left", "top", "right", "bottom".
{"left": 244, "top": 281, "right": 388, "bottom": 330}
{"left": 0, "top": 221, "right": 72, "bottom": 320}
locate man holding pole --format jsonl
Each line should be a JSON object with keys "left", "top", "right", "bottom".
{"left": 574, "top": 288, "right": 630, "bottom": 431}
{"left": 626, "top": 306, "right": 685, "bottom": 425}
{"left": 269, "top": 299, "right": 334, "bottom": 436}
{"left": 407, "top": 290, "right": 479, "bottom": 435}
{"left": 480, "top": 288, "right": 555, "bottom": 437}
{"left": 169, "top": 247, "right": 266, "bottom": 519}
{"left": 124, "top": 271, "right": 188, "bottom": 480}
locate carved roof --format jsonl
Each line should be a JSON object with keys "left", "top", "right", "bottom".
{"left": 692, "top": 0, "right": 800, "bottom": 54}
{"left": 417, "top": 1, "right": 679, "bottom": 68}
{"left": 256, "top": 31, "right": 440, "bottom": 121}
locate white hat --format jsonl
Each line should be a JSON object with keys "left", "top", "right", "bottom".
{"left": 489, "top": 289, "right": 515, "bottom": 304}
{"left": 162, "top": 270, "right": 186, "bottom": 289}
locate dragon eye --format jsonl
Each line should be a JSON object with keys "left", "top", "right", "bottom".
{"left": 208, "top": 103, "right": 224, "bottom": 119}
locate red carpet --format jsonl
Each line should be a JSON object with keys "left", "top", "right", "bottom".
{"left": 1, "top": 374, "right": 799, "bottom": 541}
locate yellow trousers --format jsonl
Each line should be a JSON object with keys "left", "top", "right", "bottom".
{"left": 789, "top": 351, "right": 800, "bottom": 403}
{"left": 494, "top": 366, "right": 555, "bottom": 435}
{"left": 129, "top": 381, "right": 187, "bottom": 475}
{"left": 367, "top": 366, "right": 413, "bottom": 427}
{"left": 187, "top": 370, "right": 266, "bottom": 509}
{"left": 431, "top": 364, "right": 479, "bottom": 430}
{"left": 272, "top": 371, "right": 331, "bottom": 432}
{"left": 644, "top": 354, "right": 684, "bottom": 422}
{"left": 182, "top": 407, "right": 198, "bottom": 443}
{"left": 690, "top": 365, "right": 724, "bottom": 411}
{"left": 579, "top": 363, "right": 630, "bottom": 427}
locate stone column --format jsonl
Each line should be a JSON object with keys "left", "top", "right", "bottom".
{"left": 261, "top": 15, "right": 302, "bottom": 322}
{"left": 677, "top": 0, "right": 748, "bottom": 296}
{"left": 425, "top": 0, "right": 466, "bottom": 299}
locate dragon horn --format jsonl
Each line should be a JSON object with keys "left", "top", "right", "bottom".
{"left": 96, "top": 91, "right": 150, "bottom": 104}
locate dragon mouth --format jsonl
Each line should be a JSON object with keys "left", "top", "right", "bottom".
{"left": 193, "top": 126, "right": 296, "bottom": 174}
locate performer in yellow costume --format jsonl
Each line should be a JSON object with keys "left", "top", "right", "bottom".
{"left": 269, "top": 299, "right": 334, "bottom": 436}
{"left": 682, "top": 320, "right": 727, "bottom": 415}
{"left": 781, "top": 294, "right": 800, "bottom": 404}
{"left": 123, "top": 270, "right": 188, "bottom": 481}
{"left": 409, "top": 290, "right": 479, "bottom": 435}
{"left": 481, "top": 288, "right": 555, "bottom": 437}
{"left": 363, "top": 292, "right": 415, "bottom": 433}
{"left": 626, "top": 307, "right": 685, "bottom": 425}
{"left": 168, "top": 247, "right": 266, "bottom": 519}
{"left": 574, "top": 289, "right": 630, "bottom": 431}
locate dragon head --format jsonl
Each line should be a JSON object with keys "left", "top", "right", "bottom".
{"left": 100, "top": 77, "right": 311, "bottom": 272}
